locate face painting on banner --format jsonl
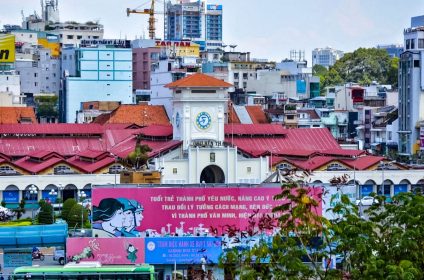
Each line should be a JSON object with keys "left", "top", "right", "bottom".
{"left": 92, "top": 187, "right": 322, "bottom": 238}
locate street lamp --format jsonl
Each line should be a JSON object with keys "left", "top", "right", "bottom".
{"left": 49, "top": 189, "right": 57, "bottom": 223}
{"left": 78, "top": 191, "right": 87, "bottom": 230}
{"left": 29, "top": 185, "right": 37, "bottom": 220}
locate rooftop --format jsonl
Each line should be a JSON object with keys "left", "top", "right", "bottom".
{"left": 165, "top": 73, "right": 233, "bottom": 88}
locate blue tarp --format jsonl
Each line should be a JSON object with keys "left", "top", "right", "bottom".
{"left": 0, "top": 224, "right": 68, "bottom": 248}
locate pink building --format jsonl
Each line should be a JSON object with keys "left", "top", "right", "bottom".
{"left": 132, "top": 47, "right": 160, "bottom": 91}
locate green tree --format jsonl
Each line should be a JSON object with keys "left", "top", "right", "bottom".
{"left": 37, "top": 201, "right": 54, "bottom": 224}
{"left": 122, "top": 137, "right": 152, "bottom": 170}
{"left": 62, "top": 198, "right": 77, "bottom": 221}
{"left": 330, "top": 48, "right": 396, "bottom": 86}
{"left": 67, "top": 204, "right": 88, "bottom": 228}
{"left": 13, "top": 199, "right": 26, "bottom": 220}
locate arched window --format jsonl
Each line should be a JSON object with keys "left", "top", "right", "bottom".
{"left": 108, "top": 164, "right": 123, "bottom": 174}
{"left": 0, "top": 165, "right": 19, "bottom": 175}
{"left": 326, "top": 163, "right": 347, "bottom": 171}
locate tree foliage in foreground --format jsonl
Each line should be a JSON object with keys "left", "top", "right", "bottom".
{"left": 219, "top": 173, "right": 424, "bottom": 280}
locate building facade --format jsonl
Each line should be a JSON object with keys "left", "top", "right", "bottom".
{"left": 398, "top": 20, "right": 424, "bottom": 155}
{"left": 62, "top": 45, "right": 133, "bottom": 122}
{"left": 312, "top": 47, "right": 344, "bottom": 68}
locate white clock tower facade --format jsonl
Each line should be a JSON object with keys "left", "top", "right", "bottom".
{"left": 159, "top": 74, "right": 269, "bottom": 184}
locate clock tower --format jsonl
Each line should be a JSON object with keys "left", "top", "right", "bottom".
{"left": 165, "top": 73, "right": 232, "bottom": 150}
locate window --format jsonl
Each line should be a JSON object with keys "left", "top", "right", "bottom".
{"left": 67, "top": 35, "right": 74, "bottom": 39}
{"left": 414, "top": 60, "right": 420, "bottom": 68}
{"left": 233, "top": 73, "right": 239, "bottom": 79}
{"left": 326, "top": 163, "right": 347, "bottom": 171}
{"left": 108, "top": 165, "right": 122, "bottom": 174}
{"left": 54, "top": 165, "right": 74, "bottom": 174}
{"left": 406, "top": 39, "right": 410, "bottom": 49}
{"left": 210, "top": 152, "right": 215, "bottom": 162}
{"left": 242, "top": 73, "right": 248, "bottom": 79}
{"left": 278, "top": 163, "right": 292, "bottom": 170}
{"left": 411, "top": 39, "right": 415, "bottom": 49}
{"left": 173, "top": 168, "right": 177, "bottom": 174}
{"left": 34, "top": 82, "right": 38, "bottom": 86}
{"left": 34, "top": 73, "right": 37, "bottom": 77}
{"left": 247, "top": 167, "right": 251, "bottom": 173}
{"left": 77, "top": 35, "right": 82, "bottom": 39}
{"left": 419, "top": 39, "right": 424, "bottom": 49}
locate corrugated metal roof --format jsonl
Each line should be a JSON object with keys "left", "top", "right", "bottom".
{"left": 67, "top": 156, "right": 115, "bottom": 173}
{"left": 13, "top": 156, "right": 65, "bottom": 174}
{"left": 140, "top": 125, "right": 173, "bottom": 137}
{"left": 0, "top": 124, "right": 104, "bottom": 134}
{"left": 224, "top": 124, "right": 287, "bottom": 135}
{"left": 245, "top": 106, "right": 269, "bottom": 124}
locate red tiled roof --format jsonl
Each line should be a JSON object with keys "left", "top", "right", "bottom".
{"left": 0, "top": 124, "right": 103, "bottom": 135}
{"left": 28, "top": 150, "right": 64, "bottom": 161}
{"left": 224, "top": 124, "right": 286, "bottom": 135}
{"left": 0, "top": 107, "right": 37, "bottom": 124}
{"left": 165, "top": 73, "right": 233, "bottom": 88}
{"left": 228, "top": 104, "right": 241, "bottom": 124}
{"left": 320, "top": 149, "right": 366, "bottom": 157}
{"left": 93, "top": 104, "right": 170, "bottom": 127}
{"left": 245, "top": 106, "right": 269, "bottom": 124}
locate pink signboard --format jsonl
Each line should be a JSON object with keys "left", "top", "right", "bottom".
{"left": 92, "top": 186, "right": 322, "bottom": 237}
{"left": 66, "top": 237, "right": 145, "bottom": 264}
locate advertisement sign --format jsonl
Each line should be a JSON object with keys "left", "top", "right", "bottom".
{"left": 66, "top": 237, "right": 145, "bottom": 264}
{"left": 38, "top": 38, "right": 60, "bottom": 57}
{"left": 3, "top": 191, "right": 19, "bottom": 203}
{"left": 0, "top": 34, "right": 15, "bottom": 63}
{"left": 4, "top": 248, "right": 32, "bottom": 268}
{"left": 145, "top": 237, "right": 222, "bottom": 264}
{"left": 207, "top": 4, "right": 222, "bottom": 10}
{"left": 321, "top": 184, "right": 356, "bottom": 220}
{"left": 92, "top": 187, "right": 322, "bottom": 237}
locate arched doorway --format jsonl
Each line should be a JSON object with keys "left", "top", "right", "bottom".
{"left": 200, "top": 165, "right": 225, "bottom": 184}
{"left": 63, "top": 184, "right": 78, "bottom": 202}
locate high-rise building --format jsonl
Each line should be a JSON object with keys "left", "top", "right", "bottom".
{"left": 312, "top": 47, "right": 344, "bottom": 68}
{"left": 61, "top": 40, "right": 133, "bottom": 122}
{"left": 377, "top": 44, "right": 404, "bottom": 58}
{"left": 398, "top": 18, "right": 424, "bottom": 155}
{"left": 164, "top": 0, "right": 222, "bottom": 50}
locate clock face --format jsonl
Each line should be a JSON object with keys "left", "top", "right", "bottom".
{"left": 196, "top": 112, "right": 212, "bottom": 130}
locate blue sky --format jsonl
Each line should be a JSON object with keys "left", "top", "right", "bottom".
{"left": 2, "top": 0, "right": 423, "bottom": 63}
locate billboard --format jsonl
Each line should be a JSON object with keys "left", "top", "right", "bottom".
{"left": 207, "top": 4, "right": 222, "bottom": 10}
{"left": 0, "top": 34, "right": 15, "bottom": 63}
{"left": 91, "top": 186, "right": 322, "bottom": 238}
{"left": 67, "top": 237, "right": 145, "bottom": 264}
{"left": 321, "top": 184, "right": 357, "bottom": 220}
{"left": 145, "top": 237, "right": 222, "bottom": 264}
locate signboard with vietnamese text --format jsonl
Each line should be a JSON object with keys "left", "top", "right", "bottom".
{"left": 92, "top": 186, "right": 322, "bottom": 237}
{"left": 66, "top": 237, "right": 145, "bottom": 264}
{"left": 145, "top": 237, "right": 222, "bottom": 264}
{"left": 4, "top": 248, "right": 32, "bottom": 268}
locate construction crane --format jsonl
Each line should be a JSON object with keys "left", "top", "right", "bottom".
{"left": 126, "top": 0, "right": 157, "bottom": 40}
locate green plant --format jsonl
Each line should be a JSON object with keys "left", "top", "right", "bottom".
{"left": 67, "top": 204, "right": 88, "bottom": 228}
{"left": 62, "top": 198, "right": 77, "bottom": 221}
{"left": 1, "top": 200, "right": 5, "bottom": 207}
{"left": 13, "top": 199, "right": 26, "bottom": 219}
{"left": 37, "top": 202, "right": 54, "bottom": 224}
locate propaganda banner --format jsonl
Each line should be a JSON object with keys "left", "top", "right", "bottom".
{"left": 92, "top": 186, "right": 322, "bottom": 237}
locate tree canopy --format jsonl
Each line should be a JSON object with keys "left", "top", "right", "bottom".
{"left": 319, "top": 48, "right": 398, "bottom": 90}
{"left": 219, "top": 173, "right": 424, "bottom": 280}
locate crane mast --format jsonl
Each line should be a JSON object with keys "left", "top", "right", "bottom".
{"left": 126, "top": 0, "right": 157, "bottom": 40}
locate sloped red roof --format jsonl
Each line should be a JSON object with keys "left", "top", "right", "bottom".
{"left": 140, "top": 125, "right": 173, "bottom": 137}
{"left": 320, "top": 149, "right": 366, "bottom": 157}
{"left": 340, "top": 156, "right": 385, "bottom": 170}
{"left": 66, "top": 155, "right": 115, "bottom": 173}
{"left": 77, "top": 150, "right": 109, "bottom": 160}
{"left": 224, "top": 124, "right": 286, "bottom": 135}
{"left": 228, "top": 104, "right": 241, "bottom": 124}
{"left": 226, "top": 128, "right": 340, "bottom": 157}
{"left": 93, "top": 104, "right": 170, "bottom": 127}
{"left": 0, "top": 124, "right": 103, "bottom": 135}
{"left": 0, "top": 107, "right": 37, "bottom": 124}
{"left": 165, "top": 73, "right": 233, "bottom": 88}
{"left": 286, "top": 156, "right": 336, "bottom": 171}
{"left": 13, "top": 156, "right": 65, "bottom": 174}
{"left": 28, "top": 150, "right": 64, "bottom": 161}
{"left": 245, "top": 106, "right": 269, "bottom": 124}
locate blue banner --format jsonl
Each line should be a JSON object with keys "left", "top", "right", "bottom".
{"left": 3, "top": 191, "right": 19, "bottom": 203}
{"left": 394, "top": 184, "right": 408, "bottom": 195}
{"left": 4, "top": 249, "right": 32, "bottom": 268}
{"left": 361, "top": 185, "right": 373, "bottom": 197}
{"left": 42, "top": 190, "right": 57, "bottom": 203}
{"left": 145, "top": 237, "right": 222, "bottom": 264}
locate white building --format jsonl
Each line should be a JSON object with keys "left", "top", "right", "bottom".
{"left": 156, "top": 73, "right": 269, "bottom": 184}
{"left": 0, "top": 71, "right": 24, "bottom": 105}
{"left": 398, "top": 19, "right": 424, "bottom": 155}
{"left": 312, "top": 47, "right": 344, "bottom": 68}
{"left": 63, "top": 45, "right": 133, "bottom": 123}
